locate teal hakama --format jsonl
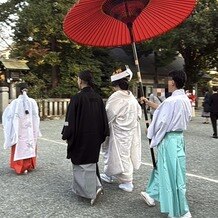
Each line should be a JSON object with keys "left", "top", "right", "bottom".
{"left": 146, "top": 132, "right": 190, "bottom": 217}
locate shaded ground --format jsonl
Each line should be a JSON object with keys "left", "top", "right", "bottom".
{"left": 0, "top": 111, "right": 217, "bottom": 218}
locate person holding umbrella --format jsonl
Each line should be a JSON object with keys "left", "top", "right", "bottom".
{"left": 100, "top": 66, "right": 142, "bottom": 192}
{"left": 62, "top": 70, "right": 109, "bottom": 206}
{"left": 140, "top": 70, "right": 192, "bottom": 218}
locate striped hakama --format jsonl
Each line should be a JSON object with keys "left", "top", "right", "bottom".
{"left": 72, "top": 164, "right": 102, "bottom": 199}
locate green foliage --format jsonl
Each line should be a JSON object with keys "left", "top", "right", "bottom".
{"left": 21, "top": 72, "right": 46, "bottom": 98}
{"left": 1, "top": 0, "right": 217, "bottom": 96}
{"left": 172, "top": 0, "right": 217, "bottom": 88}
{"left": 139, "top": 0, "right": 218, "bottom": 89}
{"left": 44, "top": 52, "right": 61, "bottom": 66}
{"left": 1, "top": 0, "right": 115, "bottom": 98}
{"left": 143, "top": 34, "right": 178, "bottom": 68}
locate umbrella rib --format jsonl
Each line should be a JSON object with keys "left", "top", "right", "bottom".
{"left": 136, "top": 13, "right": 165, "bottom": 41}
{"left": 65, "top": 2, "right": 131, "bottom": 47}
{"left": 149, "top": 3, "right": 194, "bottom": 22}
{"left": 68, "top": 13, "right": 107, "bottom": 45}
{"left": 133, "top": 0, "right": 195, "bottom": 42}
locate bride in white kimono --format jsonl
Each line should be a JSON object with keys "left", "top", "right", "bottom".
{"left": 101, "top": 66, "right": 142, "bottom": 192}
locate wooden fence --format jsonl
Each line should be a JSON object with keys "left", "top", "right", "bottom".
{"left": 4, "top": 96, "right": 203, "bottom": 121}
{"left": 36, "top": 98, "right": 70, "bottom": 120}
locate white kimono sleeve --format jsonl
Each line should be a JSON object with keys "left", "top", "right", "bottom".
{"left": 147, "top": 101, "right": 173, "bottom": 148}
{"left": 105, "top": 95, "right": 124, "bottom": 123}
{"left": 31, "top": 99, "right": 42, "bottom": 138}
{"left": 2, "top": 104, "right": 17, "bottom": 149}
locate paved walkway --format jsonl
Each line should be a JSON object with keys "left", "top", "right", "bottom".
{"left": 0, "top": 111, "right": 217, "bottom": 218}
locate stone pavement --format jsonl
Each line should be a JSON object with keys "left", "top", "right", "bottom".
{"left": 0, "top": 111, "right": 217, "bottom": 218}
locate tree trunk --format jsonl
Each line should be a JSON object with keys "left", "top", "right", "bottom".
{"left": 52, "top": 65, "right": 59, "bottom": 88}
{"left": 181, "top": 47, "right": 198, "bottom": 90}
{"left": 51, "top": 36, "right": 59, "bottom": 88}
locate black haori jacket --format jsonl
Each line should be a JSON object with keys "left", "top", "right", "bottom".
{"left": 62, "top": 87, "right": 109, "bottom": 165}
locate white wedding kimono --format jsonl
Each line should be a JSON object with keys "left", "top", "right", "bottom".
{"left": 102, "top": 90, "right": 142, "bottom": 182}
{"left": 2, "top": 94, "right": 41, "bottom": 161}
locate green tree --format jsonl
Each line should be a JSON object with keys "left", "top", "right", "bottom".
{"left": 2, "top": 0, "right": 216, "bottom": 96}
{"left": 136, "top": 0, "right": 217, "bottom": 90}
{"left": 175, "top": 0, "right": 218, "bottom": 89}
{"left": 0, "top": 0, "right": 114, "bottom": 98}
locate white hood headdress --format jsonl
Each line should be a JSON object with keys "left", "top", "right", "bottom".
{"left": 22, "top": 90, "right": 29, "bottom": 114}
{"left": 111, "top": 65, "right": 133, "bottom": 82}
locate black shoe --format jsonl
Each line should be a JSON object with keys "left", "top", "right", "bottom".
{"left": 212, "top": 135, "right": 218, "bottom": 138}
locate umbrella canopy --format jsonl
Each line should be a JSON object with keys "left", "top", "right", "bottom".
{"left": 63, "top": 0, "right": 196, "bottom": 47}
{"left": 63, "top": 0, "right": 196, "bottom": 168}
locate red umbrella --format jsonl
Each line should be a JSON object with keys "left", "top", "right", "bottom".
{"left": 63, "top": 0, "right": 196, "bottom": 168}
{"left": 63, "top": 0, "right": 196, "bottom": 47}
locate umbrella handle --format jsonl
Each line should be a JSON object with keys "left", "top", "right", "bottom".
{"left": 131, "top": 41, "right": 156, "bottom": 169}
{"left": 140, "top": 86, "right": 156, "bottom": 169}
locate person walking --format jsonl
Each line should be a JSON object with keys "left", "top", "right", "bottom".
{"left": 100, "top": 66, "right": 142, "bottom": 192}
{"left": 2, "top": 83, "right": 41, "bottom": 175}
{"left": 209, "top": 86, "right": 218, "bottom": 138}
{"left": 202, "top": 89, "right": 212, "bottom": 124}
{"left": 61, "top": 70, "right": 109, "bottom": 205}
{"left": 148, "top": 88, "right": 165, "bottom": 120}
{"left": 186, "top": 90, "right": 196, "bottom": 117}
{"left": 140, "top": 70, "right": 192, "bottom": 218}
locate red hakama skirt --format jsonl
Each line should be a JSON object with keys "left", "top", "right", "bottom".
{"left": 10, "top": 145, "right": 36, "bottom": 174}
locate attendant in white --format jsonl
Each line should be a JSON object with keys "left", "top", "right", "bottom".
{"left": 2, "top": 83, "right": 41, "bottom": 174}
{"left": 140, "top": 70, "right": 192, "bottom": 218}
{"left": 101, "top": 66, "right": 142, "bottom": 192}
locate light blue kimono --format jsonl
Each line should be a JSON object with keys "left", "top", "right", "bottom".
{"left": 145, "top": 89, "right": 192, "bottom": 217}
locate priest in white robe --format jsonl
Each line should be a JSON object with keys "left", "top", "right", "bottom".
{"left": 2, "top": 83, "right": 41, "bottom": 174}
{"left": 140, "top": 70, "right": 192, "bottom": 218}
{"left": 101, "top": 66, "right": 142, "bottom": 192}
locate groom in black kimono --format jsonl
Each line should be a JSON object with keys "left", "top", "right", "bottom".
{"left": 62, "top": 70, "right": 109, "bottom": 205}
